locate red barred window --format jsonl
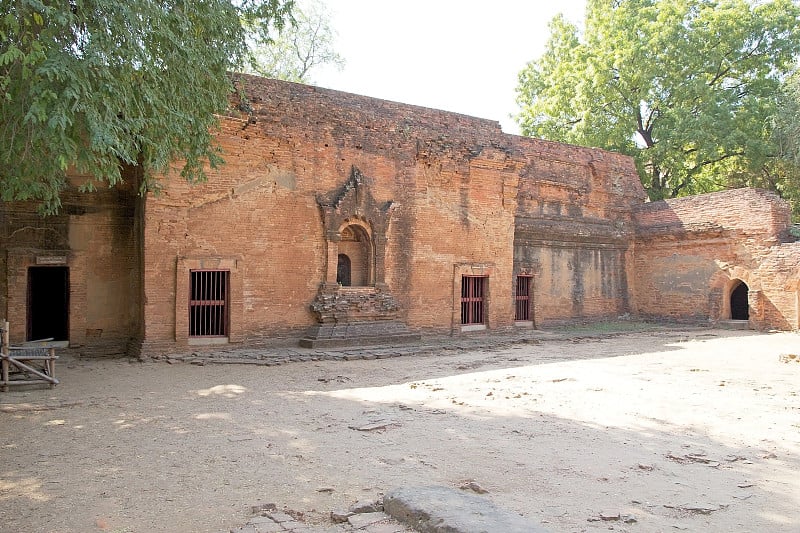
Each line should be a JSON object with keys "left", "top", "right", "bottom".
{"left": 461, "top": 276, "right": 486, "bottom": 325}
{"left": 515, "top": 276, "right": 532, "bottom": 321}
{"left": 189, "top": 270, "right": 229, "bottom": 337}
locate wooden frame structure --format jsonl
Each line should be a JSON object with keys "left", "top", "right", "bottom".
{"left": 1, "top": 320, "right": 59, "bottom": 391}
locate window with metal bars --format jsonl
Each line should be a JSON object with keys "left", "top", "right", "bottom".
{"left": 461, "top": 276, "right": 486, "bottom": 325}
{"left": 189, "top": 270, "right": 229, "bottom": 337}
{"left": 515, "top": 275, "right": 532, "bottom": 321}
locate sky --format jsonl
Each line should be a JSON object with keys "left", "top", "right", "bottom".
{"left": 311, "top": 0, "right": 587, "bottom": 135}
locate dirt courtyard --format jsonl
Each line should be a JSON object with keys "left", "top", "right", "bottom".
{"left": 1, "top": 328, "right": 799, "bottom": 533}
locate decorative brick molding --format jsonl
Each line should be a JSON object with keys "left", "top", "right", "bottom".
{"left": 302, "top": 167, "right": 417, "bottom": 347}
{"left": 316, "top": 166, "right": 395, "bottom": 287}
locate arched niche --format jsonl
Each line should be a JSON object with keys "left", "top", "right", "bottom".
{"left": 337, "top": 223, "right": 373, "bottom": 286}
{"left": 316, "top": 166, "right": 394, "bottom": 289}
{"left": 301, "top": 166, "right": 420, "bottom": 346}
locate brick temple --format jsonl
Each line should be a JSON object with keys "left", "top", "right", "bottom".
{"left": 2, "top": 75, "right": 798, "bottom": 357}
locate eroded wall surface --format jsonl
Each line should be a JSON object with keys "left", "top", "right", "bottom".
{"left": 139, "top": 76, "right": 647, "bottom": 352}
{"left": 9, "top": 77, "right": 795, "bottom": 358}
{"left": 514, "top": 142, "right": 645, "bottom": 324}
{"left": 634, "top": 189, "right": 799, "bottom": 330}
{"left": 0, "top": 178, "right": 141, "bottom": 355}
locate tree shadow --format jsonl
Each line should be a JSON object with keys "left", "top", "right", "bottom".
{"left": 1, "top": 329, "right": 797, "bottom": 532}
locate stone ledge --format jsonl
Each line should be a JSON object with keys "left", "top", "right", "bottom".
{"left": 299, "top": 333, "right": 421, "bottom": 349}
{"left": 716, "top": 319, "right": 751, "bottom": 330}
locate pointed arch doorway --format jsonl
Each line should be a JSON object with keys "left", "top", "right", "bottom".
{"left": 730, "top": 280, "right": 749, "bottom": 321}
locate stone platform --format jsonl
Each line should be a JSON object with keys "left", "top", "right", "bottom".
{"left": 299, "top": 321, "right": 420, "bottom": 349}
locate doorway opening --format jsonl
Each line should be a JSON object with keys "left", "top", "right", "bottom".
{"left": 730, "top": 280, "right": 749, "bottom": 320}
{"left": 336, "top": 254, "right": 352, "bottom": 286}
{"left": 338, "top": 224, "right": 372, "bottom": 286}
{"left": 27, "top": 266, "right": 69, "bottom": 341}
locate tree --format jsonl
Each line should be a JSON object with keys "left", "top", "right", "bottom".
{"left": 244, "top": 0, "right": 343, "bottom": 83}
{"left": 515, "top": 0, "right": 800, "bottom": 207}
{"left": 773, "top": 71, "right": 800, "bottom": 173}
{"left": 0, "top": 0, "right": 294, "bottom": 214}
{"left": 771, "top": 71, "right": 800, "bottom": 219}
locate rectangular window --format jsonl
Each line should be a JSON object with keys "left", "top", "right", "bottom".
{"left": 515, "top": 275, "right": 532, "bottom": 321}
{"left": 461, "top": 276, "right": 486, "bottom": 325}
{"left": 189, "top": 270, "right": 229, "bottom": 337}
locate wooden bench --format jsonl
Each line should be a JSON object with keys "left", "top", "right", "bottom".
{"left": 1, "top": 320, "right": 59, "bottom": 391}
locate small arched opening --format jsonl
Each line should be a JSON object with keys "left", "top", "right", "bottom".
{"left": 336, "top": 254, "right": 352, "bottom": 286}
{"left": 730, "top": 280, "right": 749, "bottom": 320}
{"left": 337, "top": 224, "right": 372, "bottom": 286}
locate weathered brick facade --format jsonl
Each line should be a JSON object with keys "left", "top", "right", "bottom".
{"left": 0, "top": 173, "right": 142, "bottom": 356}
{"left": 633, "top": 188, "right": 800, "bottom": 330}
{"left": 1, "top": 76, "right": 798, "bottom": 356}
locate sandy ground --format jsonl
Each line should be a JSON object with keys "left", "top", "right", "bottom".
{"left": 1, "top": 328, "right": 799, "bottom": 533}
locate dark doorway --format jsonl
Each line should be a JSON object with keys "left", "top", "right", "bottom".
{"left": 27, "top": 266, "right": 69, "bottom": 341}
{"left": 336, "top": 254, "right": 352, "bottom": 286}
{"left": 730, "top": 282, "right": 749, "bottom": 320}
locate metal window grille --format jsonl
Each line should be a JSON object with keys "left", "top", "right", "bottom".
{"left": 189, "top": 270, "right": 229, "bottom": 337}
{"left": 461, "top": 276, "right": 486, "bottom": 325}
{"left": 515, "top": 276, "right": 532, "bottom": 321}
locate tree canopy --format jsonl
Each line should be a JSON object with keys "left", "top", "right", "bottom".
{"left": 515, "top": 0, "right": 800, "bottom": 213}
{"left": 1, "top": 0, "right": 294, "bottom": 214}
{"left": 244, "top": 0, "right": 343, "bottom": 83}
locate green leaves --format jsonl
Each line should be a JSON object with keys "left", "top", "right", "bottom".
{"left": 516, "top": 0, "right": 800, "bottom": 211}
{"left": 0, "top": 0, "right": 293, "bottom": 214}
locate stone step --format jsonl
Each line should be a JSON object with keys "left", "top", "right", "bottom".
{"left": 717, "top": 319, "right": 751, "bottom": 330}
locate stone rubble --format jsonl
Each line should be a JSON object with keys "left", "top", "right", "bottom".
{"left": 225, "top": 484, "right": 556, "bottom": 533}
{"left": 224, "top": 504, "right": 413, "bottom": 533}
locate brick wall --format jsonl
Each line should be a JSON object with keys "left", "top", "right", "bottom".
{"left": 138, "top": 75, "right": 647, "bottom": 352}
{"left": 7, "top": 76, "right": 795, "bottom": 358}
{"left": 513, "top": 136, "right": 646, "bottom": 325}
{"left": 633, "top": 189, "right": 799, "bottom": 330}
{"left": 635, "top": 188, "right": 791, "bottom": 241}
{"left": 0, "top": 175, "right": 141, "bottom": 355}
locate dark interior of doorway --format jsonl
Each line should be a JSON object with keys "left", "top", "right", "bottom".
{"left": 27, "top": 266, "right": 69, "bottom": 341}
{"left": 336, "top": 254, "right": 352, "bottom": 286}
{"left": 730, "top": 282, "right": 749, "bottom": 320}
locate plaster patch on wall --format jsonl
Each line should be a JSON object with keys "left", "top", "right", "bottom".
{"left": 651, "top": 255, "right": 719, "bottom": 295}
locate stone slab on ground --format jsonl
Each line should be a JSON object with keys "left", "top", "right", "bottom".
{"left": 383, "top": 486, "right": 549, "bottom": 533}
{"left": 227, "top": 509, "right": 413, "bottom": 533}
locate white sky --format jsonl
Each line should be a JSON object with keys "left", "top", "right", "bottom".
{"left": 312, "top": 1, "right": 587, "bottom": 134}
